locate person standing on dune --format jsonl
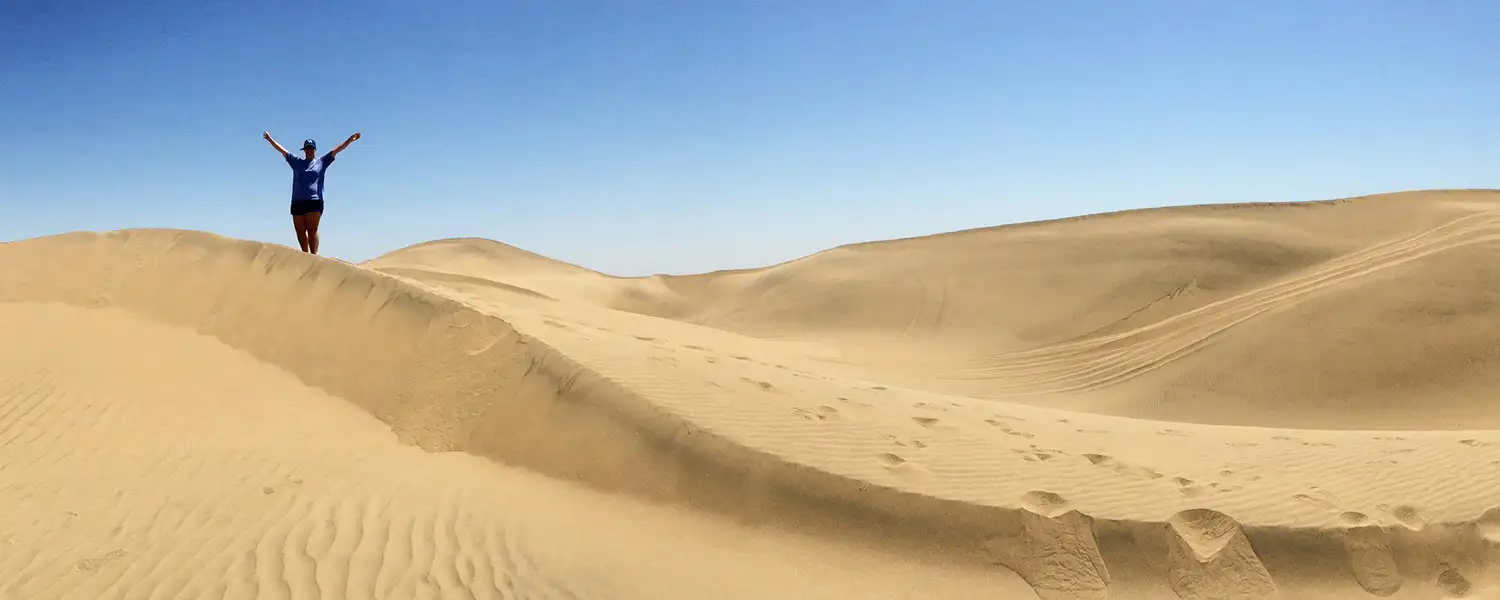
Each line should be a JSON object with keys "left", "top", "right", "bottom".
{"left": 262, "top": 131, "right": 360, "bottom": 255}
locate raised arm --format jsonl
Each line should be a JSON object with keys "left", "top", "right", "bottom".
{"left": 263, "top": 131, "right": 289, "bottom": 156}
{"left": 329, "top": 132, "right": 361, "bottom": 157}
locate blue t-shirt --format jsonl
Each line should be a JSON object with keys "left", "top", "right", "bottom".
{"left": 285, "top": 152, "right": 336, "bottom": 201}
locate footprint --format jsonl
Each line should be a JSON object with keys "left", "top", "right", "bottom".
{"left": 1021, "top": 490, "right": 1071, "bottom": 517}
{"left": 1158, "top": 428, "right": 1191, "bottom": 437}
{"left": 912, "top": 416, "right": 941, "bottom": 428}
{"left": 1292, "top": 487, "right": 1341, "bottom": 512}
{"left": 999, "top": 427, "right": 1034, "bottom": 439}
{"left": 876, "top": 453, "right": 931, "bottom": 481}
{"left": 838, "top": 397, "right": 874, "bottom": 409}
{"left": 1391, "top": 505, "right": 1425, "bottom": 531}
{"left": 1166, "top": 509, "right": 1242, "bottom": 561}
{"left": 1083, "top": 454, "right": 1162, "bottom": 479}
{"left": 77, "top": 549, "right": 127, "bottom": 572}
{"left": 1293, "top": 493, "right": 1338, "bottom": 511}
{"left": 1460, "top": 439, "right": 1489, "bottom": 447}
{"left": 632, "top": 335, "right": 658, "bottom": 342}
{"left": 793, "top": 406, "right": 840, "bottom": 422}
{"left": 732, "top": 356, "right": 752, "bottom": 362}
{"left": 1339, "top": 511, "right": 1369, "bottom": 525}
{"left": 886, "top": 434, "right": 927, "bottom": 449}
{"left": 684, "top": 345, "right": 705, "bottom": 351}
{"left": 261, "top": 486, "right": 276, "bottom": 495}
{"left": 913, "top": 402, "right": 948, "bottom": 412}
{"left": 869, "top": 386, "right": 888, "bottom": 392}
{"left": 738, "top": 377, "right": 774, "bottom": 391}
{"left": 1171, "top": 477, "right": 1208, "bottom": 497}
{"left": 1012, "top": 448, "right": 1059, "bottom": 462}
{"left": 1436, "top": 569, "right": 1471, "bottom": 597}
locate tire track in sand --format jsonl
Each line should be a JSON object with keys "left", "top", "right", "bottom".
{"left": 937, "top": 212, "right": 1500, "bottom": 395}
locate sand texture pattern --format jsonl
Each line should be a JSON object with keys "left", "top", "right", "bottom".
{"left": 5, "top": 189, "right": 1500, "bottom": 599}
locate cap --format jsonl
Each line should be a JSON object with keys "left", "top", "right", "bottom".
{"left": 302, "top": 139, "right": 317, "bottom": 150}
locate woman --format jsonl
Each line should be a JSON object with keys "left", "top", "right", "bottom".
{"left": 263, "top": 131, "right": 360, "bottom": 255}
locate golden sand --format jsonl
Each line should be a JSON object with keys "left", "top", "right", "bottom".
{"left": 5, "top": 189, "right": 1500, "bottom": 599}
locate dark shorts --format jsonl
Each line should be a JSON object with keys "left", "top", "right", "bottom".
{"left": 290, "top": 199, "right": 325, "bottom": 216}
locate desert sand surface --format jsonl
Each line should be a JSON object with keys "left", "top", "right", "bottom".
{"left": 6, "top": 189, "right": 1500, "bottom": 599}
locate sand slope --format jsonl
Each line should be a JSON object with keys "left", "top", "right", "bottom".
{"left": 5, "top": 189, "right": 1500, "bottom": 599}
{"left": 373, "top": 189, "right": 1500, "bottom": 429}
{"left": 0, "top": 232, "right": 1022, "bottom": 600}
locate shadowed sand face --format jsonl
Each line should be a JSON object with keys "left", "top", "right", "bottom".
{"left": 5, "top": 189, "right": 1500, "bottom": 599}
{"left": 0, "top": 301, "right": 1028, "bottom": 600}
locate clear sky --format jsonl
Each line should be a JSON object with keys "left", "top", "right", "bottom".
{"left": 4, "top": 1, "right": 1496, "bottom": 275}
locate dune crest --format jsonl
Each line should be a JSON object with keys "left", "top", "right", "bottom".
{"left": 6, "top": 189, "right": 1500, "bottom": 598}
{"left": 374, "top": 189, "right": 1500, "bottom": 429}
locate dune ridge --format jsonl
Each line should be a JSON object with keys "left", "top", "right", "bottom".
{"left": 0, "top": 229, "right": 1029, "bottom": 599}
{"left": 0, "top": 229, "right": 823, "bottom": 507}
{"left": 6, "top": 189, "right": 1500, "bottom": 598}
{"left": 0, "top": 300, "right": 1011, "bottom": 600}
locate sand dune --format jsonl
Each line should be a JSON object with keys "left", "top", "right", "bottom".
{"left": 5, "top": 189, "right": 1500, "bottom": 599}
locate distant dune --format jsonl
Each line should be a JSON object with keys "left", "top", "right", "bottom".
{"left": 5, "top": 189, "right": 1500, "bottom": 599}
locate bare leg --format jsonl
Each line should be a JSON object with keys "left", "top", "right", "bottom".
{"left": 304, "top": 211, "right": 322, "bottom": 255}
{"left": 292, "top": 214, "right": 309, "bottom": 252}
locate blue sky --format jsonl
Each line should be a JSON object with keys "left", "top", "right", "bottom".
{"left": 4, "top": 1, "right": 1496, "bottom": 275}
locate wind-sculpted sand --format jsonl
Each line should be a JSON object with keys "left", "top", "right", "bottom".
{"left": 4, "top": 189, "right": 1500, "bottom": 599}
